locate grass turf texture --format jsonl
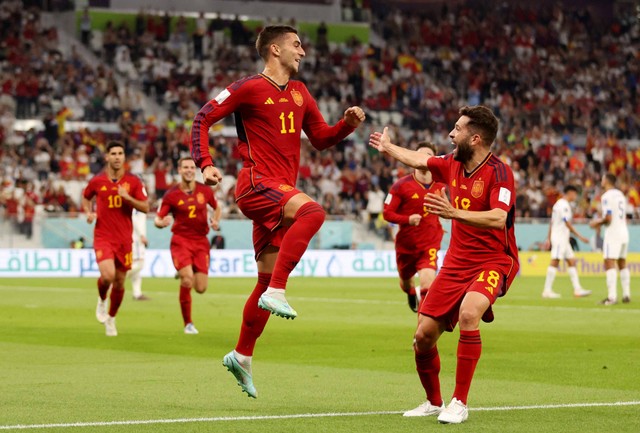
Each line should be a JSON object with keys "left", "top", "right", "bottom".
{"left": 0, "top": 276, "right": 638, "bottom": 432}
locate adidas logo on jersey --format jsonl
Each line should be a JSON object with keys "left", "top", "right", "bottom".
{"left": 412, "top": 193, "right": 420, "bottom": 199}
{"left": 264, "top": 97, "right": 274, "bottom": 105}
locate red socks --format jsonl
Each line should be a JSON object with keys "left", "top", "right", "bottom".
{"left": 415, "top": 346, "right": 443, "bottom": 407}
{"left": 108, "top": 282, "right": 124, "bottom": 317}
{"left": 453, "top": 329, "right": 482, "bottom": 405}
{"left": 270, "top": 202, "right": 325, "bottom": 288}
{"left": 236, "top": 272, "right": 272, "bottom": 356}
{"left": 179, "top": 285, "right": 192, "bottom": 325}
{"left": 97, "top": 277, "right": 110, "bottom": 300}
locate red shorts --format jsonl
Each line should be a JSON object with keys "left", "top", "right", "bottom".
{"left": 419, "top": 265, "right": 506, "bottom": 332}
{"left": 170, "top": 235, "right": 210, "bottom": 274}
{"left": 237, "top": 179, "right": 301, "bottom": 258}
{"left": 396, "top": 247, "right": 439, "bottom": 280}
{"left": 94, "top": 238, "right": 132, "bottom": 271}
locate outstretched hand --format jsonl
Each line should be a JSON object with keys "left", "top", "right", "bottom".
{"left": 343, "top": 106, "right": 366, "bottom": 128}
{"left": 369, "top": 127, "right": 391, "bottom": 153}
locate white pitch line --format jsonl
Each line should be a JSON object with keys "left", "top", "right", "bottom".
{"left": 1, "top": 285, "right": 640, "bottom": 313}
{"left": 1, "top": 401, "right": 639, "bottom": 430}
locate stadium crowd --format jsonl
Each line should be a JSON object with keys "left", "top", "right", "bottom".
{"left": 1, "top": 0, "right": 639, "bottom": 243}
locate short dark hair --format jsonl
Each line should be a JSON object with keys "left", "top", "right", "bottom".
{"left": 564, "top": 185, "right": 579, "bottom": 194}
{"left": 604, "top": 173, "right": 617, "bottom": 186}
{"left": 178, "top": 156, "right": 195, "bottom": 167}
{"left": 106, "top": 141, "right": 125, "bottom": 152}
{"left": 255, "top": 25, "right": 298, "bottom": 60}
{"left": 459, "top": 105, "right": 499, "bottom": 145}
{"left": 416, "top": 141, "right": 437, "bottom": 155}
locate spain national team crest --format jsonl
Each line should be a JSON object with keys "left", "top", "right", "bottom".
{"left": 471, "top": 180, "right": 484, "bottom": 198}
{"left": 196, "top": 192, "right": 205, "bottom": 204}
{"left": 291, "top": 89, "right": 303, "bottom": 107}
{"left": 278, "top": 184, "right": 294, "bottom": 192}
{"left": 121, "top": 182, "right": 130, "bottom": 193}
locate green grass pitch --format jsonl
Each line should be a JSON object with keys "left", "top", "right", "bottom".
{"left": 0, "top": 276, "right": 638, "bottom": 432}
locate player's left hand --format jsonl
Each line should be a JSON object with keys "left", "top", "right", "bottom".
{"left": 343, "top": 106, "right": 366, "bottom": 128}
{"left": 210, "top": 219, "right": 220, "bottom": 231}
{"left": 425, "top": 187, "right": 455, "bottom": 219}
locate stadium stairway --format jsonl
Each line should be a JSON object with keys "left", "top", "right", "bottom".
{"left": 41, "top": 11, "right": 168, "bottom": 122}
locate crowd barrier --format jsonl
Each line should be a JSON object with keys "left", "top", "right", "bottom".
{"left": 2, "top": 249, "right": 639, "bottom": 278}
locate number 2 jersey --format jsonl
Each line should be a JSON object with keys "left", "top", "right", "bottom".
{"left": 427, "top": 153, "right": 520, "bottom": 295}
{"left": 82, "top": 172, "right": 147, "bottom": 244}
{"left": 190, "top": 74, "right": 355, "bottom": 197}
{"left": 156, "top": 182, "right": 218, "bottom": 239}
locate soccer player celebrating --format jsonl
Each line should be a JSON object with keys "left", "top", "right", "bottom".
{"left": 154, "top": 157, "right": 221, "bottom": 334}
{"left": 383, "top": 142, "right": 445, "bottom": 312}
{"left": 590, "top": 173, "right": 631, "bottom": 304}
{"left": 82, "top": 141, "right": 149, "bottom": 337}
{"left": 190, "top": 25, "right": 365, "bottom": 398}
{"left": 369, "top": 106, "right": 519, "bottom": 424}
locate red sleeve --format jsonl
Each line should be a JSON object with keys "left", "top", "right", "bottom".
{"left": 302, "top": 87, "right": 355, "bottom": 150}
{"left": 382, "top": 185, "right": 410, "bottom": 224}
{"left": 130, "top": 175, "right": 148, "bottom": 201}
{"left": 489, "top": 168, "right": 515, "bottom": 212}
{"left": 427, "top": 155, "right": 450, "bottom": 184}
{"left": 190, "top": 85, "right": 243, "bottom": 169}
{"left": 208, "top": 189, "right": 218, "bottom": 210}
{"left": 156, "top": 193, "right": 172, "bottom": 218}
{"left": 83, "top": 177, "right": 96, "bottom": 200}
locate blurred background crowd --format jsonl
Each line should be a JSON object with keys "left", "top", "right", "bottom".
{"left": 1, "top": 0, "right": 639, "bottom": 243}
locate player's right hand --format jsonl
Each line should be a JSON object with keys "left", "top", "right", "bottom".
{"left": 408, "top": 214, "right": 422, "bottom": 226}
{"left": 86, "top": 212, "right": 96, "bottom": 224}
{"left": 203, "top": 165, "right": 222, "bottom": 186}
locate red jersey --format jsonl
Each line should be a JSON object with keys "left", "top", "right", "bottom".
{"left": 427, "top": 153, "right": 519, "bottom": 293}
{"left": 83, "top": 172, "right": 147, "bottom": 243}
{"left": 383, "top": 174, "right": 445, "bottom": 254}
{"left": 157, "top": 182, "right": 218, "bottom": 239}
{"left": 190, "top": 74, "right": 355, "bottom": 197}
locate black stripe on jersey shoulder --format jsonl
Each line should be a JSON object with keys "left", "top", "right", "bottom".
{"left": 229, "top": 74, "right": 262, "bottom": 92}
{"left": 259, "top": 73, "right": 289, "bottom": 91}
{"left": 486, "top": 154, "right": 508, "bottom": 183}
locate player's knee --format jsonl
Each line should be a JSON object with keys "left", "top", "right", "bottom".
{"left": 194, "top": 284, "right": 207, "bottom": 294}
{"left": 180, "top": 276, "right": 194, "bottom": 288}
{"left": 296, "top": 202, "right": 325, "bottom": 231}
{"left": 414, "top": 327, "right": 438, "bottom": 350}
{"left": 458, "top": 308, "right": 482, "bottom": 329}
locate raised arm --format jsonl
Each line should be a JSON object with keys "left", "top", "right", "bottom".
{"left": 369, "top": 127, "right": 431, "bottom": 170}
{"left": 190, "top": 86, "right": 241, "bottom": 185}
{"left": 304, "top": 103, "right": 365, "bottom": 150}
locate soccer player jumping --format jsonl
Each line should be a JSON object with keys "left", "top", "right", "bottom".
{"left": 370, "top": 106, "right": 519, "bottom": 424}
{"left": 190, "top": 25, "right": 365, "bottom": 398}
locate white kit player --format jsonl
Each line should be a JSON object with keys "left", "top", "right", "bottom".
{"left": 542, "top": 185, "right": 592, "bottom": 299}
{"left": 590, "top": 173, "right": 631, "bottom": 305}
{"left": 130, "top": 208, "right": 150, "bottom": 300}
